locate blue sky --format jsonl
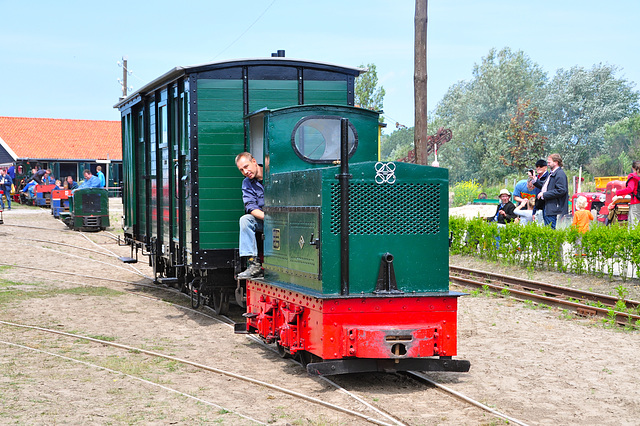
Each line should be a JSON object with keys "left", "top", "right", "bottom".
{"left": 1, "top": 1, "right": 638, "bottom": 134}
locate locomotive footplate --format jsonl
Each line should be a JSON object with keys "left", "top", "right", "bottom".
{"left": 307, "top": 357, "right": 471, "bottom": 376}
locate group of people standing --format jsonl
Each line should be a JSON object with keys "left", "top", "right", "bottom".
{"left": 490, "top": 153, "right": 568, "bottom": 230}
{"left": 489, "top": 153, "right": 640, "bottom": 232}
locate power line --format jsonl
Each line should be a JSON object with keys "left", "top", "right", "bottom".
{"left": 210, "top": 0, "right": 277, "bottom": 61}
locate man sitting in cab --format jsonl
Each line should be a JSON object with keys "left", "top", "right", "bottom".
{"left": 235, "top": 152, "right": 264, "bottom": 279}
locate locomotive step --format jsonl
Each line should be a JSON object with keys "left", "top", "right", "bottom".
{"left": 156, "top": 277, "right": 179, "bottom": 285}
{"left": 118, "top": 256, "right": 138, "bottom": 264}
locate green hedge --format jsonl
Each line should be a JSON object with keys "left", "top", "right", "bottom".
{"left": 450, "top": 216, "right": 640, "bottom": 281}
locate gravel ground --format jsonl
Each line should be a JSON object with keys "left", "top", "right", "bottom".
{"left": 1, "top": 201, "right": 639, "bottom": 425}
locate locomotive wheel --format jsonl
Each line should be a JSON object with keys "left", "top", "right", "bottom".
{"left": 212, "top": 289, "right": 229, "bottom": 316}
{"left": 190, "top": 278, "right": 201, "bottom": 309}
{"left": 297, "top": 351, "right": 313, "bottom": 367}
{"left": 276, "top": 342, "right": 292, "bottom": 359}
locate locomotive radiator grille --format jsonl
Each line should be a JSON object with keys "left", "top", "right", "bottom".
{"left": 83, "top": 217, "right": 100, "bottom": 227}
{"left": 330, "top": 182, "right": 441, "bottom": 235}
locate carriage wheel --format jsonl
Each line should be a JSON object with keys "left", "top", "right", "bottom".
{"left": 235, "top": 283, "right": 246, "bottom": 308}
{"left": 212, "top": 289, "right": 230, "bottom": 316}
{"left": 190, "top": 278, "right": 201, "bottom": 309}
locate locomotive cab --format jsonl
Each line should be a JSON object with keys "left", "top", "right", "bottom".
{"left": 240, "top": 105, "right": 470, "bottom": 375}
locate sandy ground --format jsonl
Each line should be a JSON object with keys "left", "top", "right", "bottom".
{"left": 0, "top": 201, "right": 639, "bottom": 425}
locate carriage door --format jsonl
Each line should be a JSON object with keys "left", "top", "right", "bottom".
{"left": 180, "top": 83, "right": 192, "bottom": 265}
{"left": 170, "top": 86, "right": 181, "bottom": 264}
{"left": 158, "top": 97, "right": 171, "bottom": 257}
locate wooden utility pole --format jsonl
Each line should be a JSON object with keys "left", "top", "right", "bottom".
{"left": 122, "top": 57, "right": 128, "bottom": 99}
{"left": 414, "top": 0, "right": 428, "bottom": 165}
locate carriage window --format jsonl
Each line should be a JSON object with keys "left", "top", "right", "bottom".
{"left": 292, "top": 116, "right": 357, "bottom": 163}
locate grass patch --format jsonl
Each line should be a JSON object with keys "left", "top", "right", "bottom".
{"left": 0, "top": 285, "right": 124, "bottom": 306}
{"left": 56, "top": 287, "right": 123, "bottom": 297}
{"left": 98, "top": 354, "right": 183, "bottom": 379}
{"left": 86, "top": 334, "right": 117, "bottom": 342}
{"left": 0, "top": 278, "right": 42, "bottom": 289}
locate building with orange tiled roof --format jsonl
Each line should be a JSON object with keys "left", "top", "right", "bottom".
{"left": 0, "top": 116, "right": 122, "bottom": 189}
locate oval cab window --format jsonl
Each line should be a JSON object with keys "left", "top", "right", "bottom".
{"left": 292, "top": 116, "right": 358, "bottom": 163}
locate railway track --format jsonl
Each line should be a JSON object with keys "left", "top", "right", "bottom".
{"left": 0, "top": 235, "right": 520, "bottom": 424}
{"left": 450, "top": 265, "right": 640, "bottom": 327}
{"left": 1, "top": 258, "right": 521, "bottom": 425}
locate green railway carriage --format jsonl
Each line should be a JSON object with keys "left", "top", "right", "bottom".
{"left": 114, "top": 56, "right": 363, "bottom": 311}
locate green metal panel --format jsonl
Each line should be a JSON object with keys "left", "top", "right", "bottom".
{"left": 248, "top": 80, "right": 298, "bottom": 112}
{"left": 264, "top": 209, "right": 321, "bottom": 290}
{"left": 196, "top": 78, "right": 246, "bottom": 250}
{"left": 303, "top": 80, "right": 348, "bottom": 105}
{"left": 319, "top": 162, "right": 449, "bottom": 295}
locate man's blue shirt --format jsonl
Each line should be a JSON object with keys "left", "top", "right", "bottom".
{"left": 78, "top": 176, "right": 102, "bottom": 189}
{"left": 241, "top": 177, "right": 264, "bottom": 214}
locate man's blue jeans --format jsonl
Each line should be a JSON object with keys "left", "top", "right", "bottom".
{"left": 239, "top": 214, "right": 263, "bottom": 257}
{"left": 543, "top": 212, "right": 558, "bottom": 229}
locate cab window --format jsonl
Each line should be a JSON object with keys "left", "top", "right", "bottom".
{"left": 292, "top": 116, "right": 357, "bottom": 163}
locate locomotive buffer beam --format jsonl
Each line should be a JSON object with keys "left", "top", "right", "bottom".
{"left": 307, "top": 357, "right": 471, "bottom": 376}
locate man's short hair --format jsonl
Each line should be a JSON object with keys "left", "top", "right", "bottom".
{"left": 83, "top": 169, "right": 91, "bottom": 175}
{"left": 235, "top": 152, "right": 254, "bottom": 165}
{"left": 96, "top": 166, "right": 102, "bottom": 172}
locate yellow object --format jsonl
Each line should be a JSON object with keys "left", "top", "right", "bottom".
{"left": 595, "top": 176, "right": 626, "bottom": 191}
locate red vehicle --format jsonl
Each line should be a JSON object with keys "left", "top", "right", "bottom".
{"left": 570, "top": 192, "right": 606, "bottom": 217}
{"left": 572, "top": 180, "right": 630, "bottom": 225}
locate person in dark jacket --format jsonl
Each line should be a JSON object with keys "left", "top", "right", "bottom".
{"left": 0, "top": 168, "right": 12, "bottom": 210}
{"left": 31, "top": 168, "right": 51, "bottom": 185}
{"left": 537, "top": 153, "right": 568, "bottom": 229}
{"left": 529, "top": 159, "right": 549, "bottom": 224}
{"left": 488, "top": 188, "right": 517, "bottom": 224}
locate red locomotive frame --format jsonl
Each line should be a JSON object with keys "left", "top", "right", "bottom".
{"left": 241, "top": 280, "right": 468, "bottom": 375}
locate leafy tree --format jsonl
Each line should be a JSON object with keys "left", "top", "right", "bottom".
{"left": 501, "top": 98, "right": 546, "bottom": 170}
{"left": 587, "top": 113, "right": 640, "bottom": 176}
{"left": 355, "top": 63, "right": 385, "bottom": 119}
{"left": 434, "top": 47, "right": 547, "bottom": 182}
{"left": 380, "top": 116, "right": 445, "bottom": 162}
{"left": 539, "top": 64, "right": 639, "bottom": 167}
{"left": 380, "top": 126, "right": 413, "bottom": 161}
